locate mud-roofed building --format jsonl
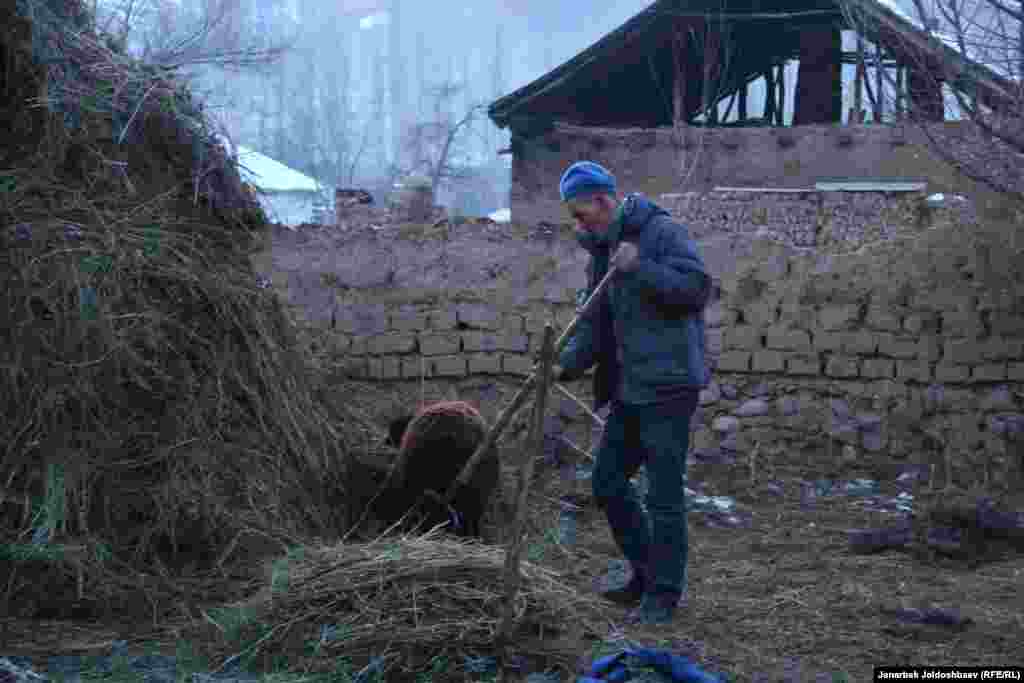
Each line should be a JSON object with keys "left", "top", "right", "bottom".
{"left": 488, "top": 0, "right": 1018, "bottom": 225}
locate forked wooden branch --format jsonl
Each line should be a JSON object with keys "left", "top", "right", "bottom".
{"left": 496, "top": 323, "right": 555, "bottom": 655}
{"left": 441, "top": 265, "right": 618, "bottom": 504}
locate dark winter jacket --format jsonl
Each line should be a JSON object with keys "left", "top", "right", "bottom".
{"left": 559, "top": 194, "right": 712, "bottom": 411}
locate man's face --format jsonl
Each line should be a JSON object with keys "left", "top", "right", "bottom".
{"left": 567, "top": 194, "right": 616, "bottom": 234}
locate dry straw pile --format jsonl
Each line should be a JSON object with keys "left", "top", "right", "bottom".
{"left": 0, "top": 0, "right": 367, "bottom": 622}
{"left": 178, "top": 527, "right": 609, "bottom": 682}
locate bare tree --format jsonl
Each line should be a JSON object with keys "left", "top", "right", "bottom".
{"left": 398, "top": 80, "right": 487, "bottom": 205}
{"left": 93, "top": 0, "right": 297, "bottom": 72}
{"left": 840, "top": 0, "right": 1024, "bottom": 203}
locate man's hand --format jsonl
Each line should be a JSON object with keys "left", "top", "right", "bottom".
{"left": 612, "top": 242, "right": 640, "bottom": 273}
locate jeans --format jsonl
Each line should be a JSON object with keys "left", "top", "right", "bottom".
{"left": 591, "top": 392, "right": 698, "bottom": 602}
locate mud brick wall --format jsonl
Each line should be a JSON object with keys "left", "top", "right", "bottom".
{"left": 256, "top": 192, "right": 1024, "bottom": 484}
{"left": 326, "top": 300, "right": 581, "bottom": 382}
{"left": 510, "top": 120, "right": 981, "bottom": 226}
{"left": 696, "top": 221, "right": 1024, "bottom": 488}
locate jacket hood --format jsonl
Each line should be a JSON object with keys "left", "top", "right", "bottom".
{"left": 574, "top": 193, "right": 668, "bottom": 253}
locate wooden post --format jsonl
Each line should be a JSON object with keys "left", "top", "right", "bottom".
{"left": 874, "top": 42, "right": 884, "bottom": 122}
{"left": 895, "top": 65, "right": 904, "bottom": 120}
{"left": 738, "top": 80, "right": 747, "bottom": 122}
{"left": 793, "top": 26, "right": 842, "bottom": 125}
{"left": 764, "top": 68, "right": 776, "bottom": 123}
{"left": 497, "top": 324, "right": 555, "bottom": 671}
{"left": 702, "top": 17, "right": 720, "bottom": 125}
{"left": 672, "top": 26, "right": 687, "bottom": 128}
{"left": 854, "top": 35, "right": 865, "bottom": 123}
{"left": 776, "top": 63, "right": 786, "bottom": 126}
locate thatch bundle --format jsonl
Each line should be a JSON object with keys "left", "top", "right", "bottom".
{"left": 378, "top": 401, "right": 501, "bottom": 539}
{"left": 0, "top": 0, "right": 363, "bottom": 620}
{"left": 179, "top": 528, "right": 609, "bottom": 681}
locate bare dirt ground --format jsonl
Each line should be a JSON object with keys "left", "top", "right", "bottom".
{"left": 3, "top": 376, "right": 1022, "bottom": 683}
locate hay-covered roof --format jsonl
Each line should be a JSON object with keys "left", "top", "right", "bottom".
{"left": 488, "top": 0, "right": 1019, "bottom": 130}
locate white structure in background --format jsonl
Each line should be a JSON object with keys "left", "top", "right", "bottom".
{"left": 488, "top": 208, "right": 511, "bottom": 223}
{"left": 216, "top": 134, "right": 324, "bottom": 228}
{"left": 234, "top": 146, "right": 325, "bottom": 228}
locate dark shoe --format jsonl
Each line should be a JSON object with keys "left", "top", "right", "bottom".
{"left": 625, "top": 593, "right": 679, "bottom": 625}
{"left": 599, "top": 572, "right": 645, "bottom": 606}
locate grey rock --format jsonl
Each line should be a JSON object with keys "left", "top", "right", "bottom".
{"left": 735, "top": 399, "right": 769, "bottom": 417}
{"left": 828, "top": 422, "right": 859, "bottom": 444}
{"left": 926, "top": 383, "right": 946, "bottom": 406}
{"left": 855, "top": 413, "right": 883, "bottom": 431}
{"left": 719, "top": 434, "right": 739, "bottom": 452}
{"left": 862, "top": 430, "right": 885, "bottom": 452}
{"left": 750, "top": 382, "right": 772, "bottom": 397}
{"left": 699, "top": 382, "right": 720, "bottom": 405}
{"left": 777, "top": 396, "right": 800, "bottom": 417}
{"left": 989, "top": 413, "right": 1024, "bottom": 437}
{"left": 982, "top": 385, "right": 1015, "bottom": 412}
{"left": 830, "top": 398, "right": 850, "bottom": 419}
{"left": 712, "top": 416, "right": 740, "bottom": 433}
{"left": 720, "top": 383, "right": 739, "bottom": 400}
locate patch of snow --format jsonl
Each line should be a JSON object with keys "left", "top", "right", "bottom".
{"left": 489, "top": 207, "right": 511, "bottom": 223}
{"left": 927, "top": 193, "right": 969, "bottom": 203}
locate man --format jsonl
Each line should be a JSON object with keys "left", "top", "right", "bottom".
{"left": 540, "top": 161, "right": 712, "bottom": 625}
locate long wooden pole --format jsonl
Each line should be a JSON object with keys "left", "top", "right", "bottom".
{"left": 496, "top": 324, "right": 555, "bottom": 667}
{"left": 441, "top": 265, "right": 618, "bottom": 504}
{"left": 874, "top": 42, "right": 884, "bottom": 122}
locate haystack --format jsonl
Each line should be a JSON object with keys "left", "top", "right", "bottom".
{"left": 0, "top": 0, "right": 364, "bottom": 622}
{"left": 175, "top": 527, "right": 609, "bottom": 682}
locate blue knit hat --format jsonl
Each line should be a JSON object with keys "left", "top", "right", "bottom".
{"left": 559, "top": 161, "right": 616, "bottom": 202}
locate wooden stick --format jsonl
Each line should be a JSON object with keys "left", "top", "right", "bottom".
{"left": 553, "top": 382, "right": 605, "bottom": 428}
{"left": 497, "top": 323, "right": 555, "bottom": 665}
{"left": 442, "top": 265, "right": 618, "bottom": 503}
{"left": 557, "top": 434, "right": 595, "bottom": 462}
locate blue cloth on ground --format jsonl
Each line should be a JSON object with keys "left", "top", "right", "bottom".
{"left": 577, "top": 647, "right": 722, "bottom": 683}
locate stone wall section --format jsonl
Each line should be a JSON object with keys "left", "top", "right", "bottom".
{"left": 260, "top": 188, "right": 1024, "bottom": 486}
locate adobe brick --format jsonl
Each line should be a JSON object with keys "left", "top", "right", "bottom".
{"left": 418, "top": 333, "right": 460, "bottom": 356}
{"left": 934, "top": 363, "right": 969, "bottom": 383}
{"left": 433, "top": 355, "right": 467, "bottom": 377}
{"left": 970, "top": 363, "right": 1007, "bottom": 382}
{"left": 825, "top": 355, "right": 860, "bottom": 378}
{"left": 861, "top": 358, "right": 895, "bottom": 379}
{"left": 785, "top": 354, "right": 820, "bottom": 375}
{"left": 752, "top": 350, "right": 785, "bottom": 372}
{"left": 468, "top": 353, "right": 502, "bottom": 375}
{"left": 716, "top": 351, "right": 751, "bottom": 372}
{"left": 896, "top": 360, "right": 932, "bottom": 383}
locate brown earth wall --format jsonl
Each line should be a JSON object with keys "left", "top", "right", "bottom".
{"left": 510, "top": 120, "right": 997, "bottom": 226}
{"left": 255, "top": 191, "right": 1024, "bottom": 484}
